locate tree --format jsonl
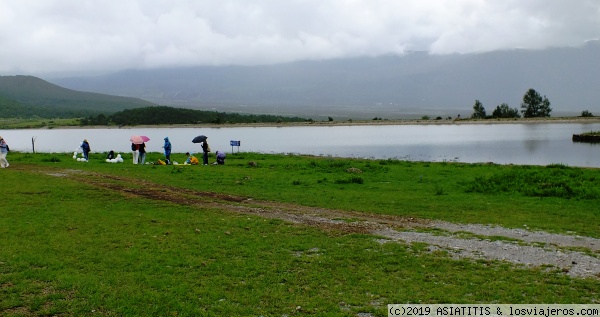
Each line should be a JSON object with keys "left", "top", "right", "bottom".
{"left": 521, "top": 89, "right": 552, "bottom": 118}
{"left": 581, "top": 110, "right": 594, "bottom": 117}
{"left": 471, "top": 100, "right": 486, "bottom": 119}
{"left": 491, "top": 103, "right": 521, "bottom": 118}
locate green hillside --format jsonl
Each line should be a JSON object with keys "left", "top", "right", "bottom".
{"left": 0, "top": 75, "right": 155, "bottom": 118}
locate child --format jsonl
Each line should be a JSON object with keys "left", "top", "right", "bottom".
{"left": 185, "top": 152, "right": 199, "bottom": 165}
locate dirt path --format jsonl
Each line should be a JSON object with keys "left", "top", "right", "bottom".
{"left": 39, "top": 166, "right": 600, "bottom": 279}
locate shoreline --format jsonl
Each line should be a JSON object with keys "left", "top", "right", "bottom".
{"left": 5, "top": 116, "right": 600, "bottom": 130}
{"left": 68, "top": 116, "right": 600, "bottom": 129}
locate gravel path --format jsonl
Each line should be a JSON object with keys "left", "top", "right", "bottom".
{"left": 374, "top": 227, "right": 600, "bottom": 278}
{"left": 267, "top": 208, "right": 600, "bottom": 278}
{"left": 429, "top": 221, "right": 600, "bottom": 252}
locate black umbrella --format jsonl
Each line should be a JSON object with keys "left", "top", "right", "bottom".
{"left": 192, "top": 135, "right": 207, "bottom": 143}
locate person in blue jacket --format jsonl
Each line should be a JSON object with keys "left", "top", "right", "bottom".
{"left": 162, "top": 137, "right": 172, "bottom": 164}
{"left": 81, "top": 139, "right": 91, "bottom": 161}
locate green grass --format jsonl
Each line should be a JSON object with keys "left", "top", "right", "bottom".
{"left": 0, "top": 118, "right": 80, "bottom": 129}
{"left": 56, "top": 151, "right": 599, "bottom": 236}
{"left": 1, "top": 152, "right": 599, "bottom": 315}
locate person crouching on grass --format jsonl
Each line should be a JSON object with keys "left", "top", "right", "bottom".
{"left": 185, "top": 152, "right": 199, "bottom": 165}
{"left": 215, "top": 151, "right": 226, "bottom": 165}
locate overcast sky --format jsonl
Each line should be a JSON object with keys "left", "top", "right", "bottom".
{"left": 1, "top": 0, "right": 599, "bottom": 76}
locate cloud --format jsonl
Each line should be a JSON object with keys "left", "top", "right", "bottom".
{"left": 1, "top": 0, "right": 599, "bottom": 75}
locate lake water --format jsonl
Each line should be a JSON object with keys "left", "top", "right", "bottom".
{"left": 2, "top": 122, "right": 600, "bottom": 167}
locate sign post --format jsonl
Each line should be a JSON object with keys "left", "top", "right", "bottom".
{"left": 230, "top": 140, "right": 241, "bottom": 154}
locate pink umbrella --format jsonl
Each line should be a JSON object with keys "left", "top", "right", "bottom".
{"left": 140, "top": 136, "right": 150, "bottom": 142}
{"left": 130, "top": 135, "right": 144, "bottom": 144}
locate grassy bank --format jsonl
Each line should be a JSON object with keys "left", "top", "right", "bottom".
{"left": 0, "top": 118, "right": 80, "bottom": 129}
{"left": 1, "top": 152, "right": 599, "bottom": 316}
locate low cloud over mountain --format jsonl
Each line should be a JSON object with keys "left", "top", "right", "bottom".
{"left": 50, "top": 41, "right": 600, "bottom": 119}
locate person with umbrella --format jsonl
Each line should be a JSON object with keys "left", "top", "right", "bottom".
{"left": 163, "top": 137, "right": 172, "bottom": 164}
{"left": 192, "top": 135, "right": 209, "bottom": 165}
{"left": 130, "top": 135, "right": 150, "bottom": 164}
{"left": 131, "top": 142, "right": 139, "bottom": 164}
{"left": 201, "top": 139, "right": 210, "bottom": 165}
{"left": 138, "top": 141, "right": 146, "bottom": 164}
{"left": 130, "top": 136, "right": 141, "bottom": 164}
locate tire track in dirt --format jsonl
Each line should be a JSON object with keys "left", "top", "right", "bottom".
{"left": 36, "top": 166, "right": 600, "bottom": 279}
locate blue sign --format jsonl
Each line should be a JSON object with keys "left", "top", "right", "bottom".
{"left": 230, "top": 140, "right": 241, "bottom": 146}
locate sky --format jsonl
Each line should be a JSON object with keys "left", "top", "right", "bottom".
{"left": 1, "top": 0, "right": 600, "bottom": 76}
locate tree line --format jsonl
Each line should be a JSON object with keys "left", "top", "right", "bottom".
{"left": 471, "top": 88, "right": 596, "bottom": 119}
{"left": 80, "top": 106, "right": 309, "bottom": 126}
{"left": 471, "top": 88, "right": 559, "bottom": 119}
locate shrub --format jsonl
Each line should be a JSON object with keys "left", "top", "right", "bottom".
{"left": 41, "top": 156, "right": 61, "bottom": 162}
{"left": 334, "top": 176, "right": 363, "bottom": 184}
{"left": 464, "top": 166, "right": 600, "bottom": 199}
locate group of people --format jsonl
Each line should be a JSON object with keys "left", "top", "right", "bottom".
{"left": 131, "top": 141, "right": 147, "bottom": 164}
{"left": 124, "top": 136, "right": 225, "bottom": 165}
{"left": 184, "top": 150, "right": 226, "bottom": 165}
{"left": 0, "top": 135, "right": 226, "bottom": 168}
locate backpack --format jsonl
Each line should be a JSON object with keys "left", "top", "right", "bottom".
{"left": 5, "top": 144, "right": 8, "bottom": 152}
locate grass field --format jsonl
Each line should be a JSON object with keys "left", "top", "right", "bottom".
{"left": 0, "top": 118, "right": 80, "bottom": 129}
{"left": 1, "top": 151, "right": 599, "bottom": 316}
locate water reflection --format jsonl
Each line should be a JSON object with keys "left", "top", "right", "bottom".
{"left": 524, "top": 139, "right": 547, "bottom": 152}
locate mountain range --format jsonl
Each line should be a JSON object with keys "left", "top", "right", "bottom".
{"left": 40, "top": 40, "right": 600, "bottom": 120}
{"left": 0, "top": 75, "right": 156, "bottom": 118}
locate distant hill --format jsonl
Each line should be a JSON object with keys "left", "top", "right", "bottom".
{"left": 82, "top": 106, "right": 308, "bottom": 126}
{"left": 0, "top": 75, "right": 156, "bottom": 118}
{"left": 49, "top": 40, "right": 600, "bottom": 119}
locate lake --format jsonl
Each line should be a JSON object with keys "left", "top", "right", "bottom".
{"left": 2, "top": 122, "right": 600, "bottom": 167}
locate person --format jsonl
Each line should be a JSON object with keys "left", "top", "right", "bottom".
{"left": 107, "top": 150, "right": 115, "bottom": 160}
{"left": 81, "top": 139, "right": 91, "bottom": 161}
{"left": 216, "top": 151, "right": 226, "bottom": 165}
{"left": 185, "top": 152, "right": 199, "bottom": 165}
{"left": 131, "top": 143, "right": 139, "bottom": 164}
{"left": 163, "top": 137, "right": 172, "bottom": 164}
{"left": 201, "top": 140, "right": 210, "bottom": 165}
{"left": 139, "top": 142, "right": 146, "bottom": 164}
{"left": 0, "top": 136, "right": 9, "bottom": 168}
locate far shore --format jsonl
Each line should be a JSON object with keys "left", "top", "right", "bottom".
{"left": 49, "top": 116, "right": 600, "bottom": 129}
{"left": 4, "top": 116, "right": 600, "bottom": 130}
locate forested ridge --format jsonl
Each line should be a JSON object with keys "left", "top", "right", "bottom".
{"left": 81, "top": 106, "right": 308, "bottom": 125}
